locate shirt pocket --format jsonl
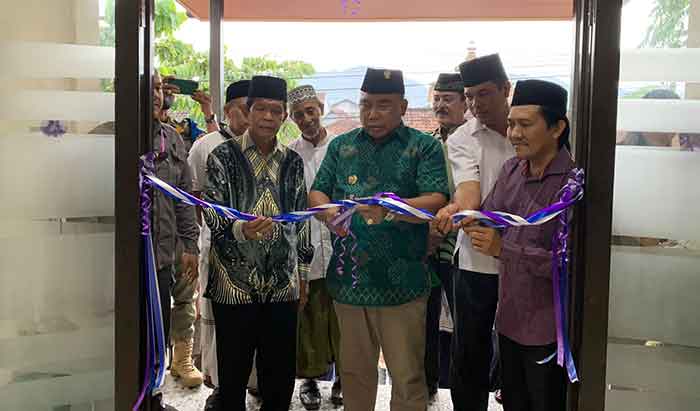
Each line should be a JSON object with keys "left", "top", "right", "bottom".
{"left": 168, "top": 146, "right": 188, "bottom": 184}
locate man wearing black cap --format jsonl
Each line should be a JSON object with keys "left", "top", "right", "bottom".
{"left": 434, "top": 53, "right": 515, "bottom": 411}
{"left": 202, "top": 75, "right": 313, "bottom": 411}
{"left": 462, "top": 79, "right": 574, "bottom": 411}
{"left": 424, "top": 72, "right": 467, "bottom": 398}
{"left": 187, "top": 79, "right": 250, "bottom": 409}
{"left": 310, "top": 68, "right": 449, "bottom": 411}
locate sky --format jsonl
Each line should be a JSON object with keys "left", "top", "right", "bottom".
{"left": 172, "top": 0, "right": 655, "bottom": 85}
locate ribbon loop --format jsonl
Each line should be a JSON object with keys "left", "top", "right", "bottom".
{"left": 136, "top": 159, "right": 584, "bottom": 394}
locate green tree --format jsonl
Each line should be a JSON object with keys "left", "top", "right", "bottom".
{"left": 641, "top": 0, "right": 690, "bottom": 48}
{"left": 101, "top": 0, "right": 315, "bottom": 142}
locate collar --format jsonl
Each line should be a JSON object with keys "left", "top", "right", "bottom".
{"left": 222, "top": 125, "right": 238, "bottom": 137}
{"left": 359, "top": 123, "right": 409, "bottom": 146}
{"left": 240, "top": 130, "right": 286, "bottom": 156}
{"left": 434, "top": 120, "right": 466, "bottom": 141}
{"left": 521, "top": 147, "right": 573, "bottom": 181}
{"left": 300, "top": 129, "right": 331, "bottom": 149}
{"left": 466, "top": 118, "right": 502, "bottom": 137}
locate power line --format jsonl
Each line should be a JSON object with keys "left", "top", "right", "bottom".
{"left": 309, "top": 73, "right": 571, "bottom": 93}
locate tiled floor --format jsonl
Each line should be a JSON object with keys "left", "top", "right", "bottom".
{"left": 162, "top": 376, "right": 503, "bottom": 410}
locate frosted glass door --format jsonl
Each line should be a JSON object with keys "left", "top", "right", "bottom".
{"left": 0, "top": 0, "right": 116, "bottom": 410}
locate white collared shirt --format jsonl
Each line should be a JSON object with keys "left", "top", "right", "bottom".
{"left": 187, "top": 128, "right": 236, "bottom": 291}
{"left": 287, "top": 132, "right": 336, "bottom": 281}
{"left": 447, "top": 119, "right": 515, "bottom": 274}
{"left": 188, "top": 128, "right": 233, "bottom": 192}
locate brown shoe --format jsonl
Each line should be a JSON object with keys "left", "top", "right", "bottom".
{"left": 170, "top": 339, "right": 204, "bottom": 388}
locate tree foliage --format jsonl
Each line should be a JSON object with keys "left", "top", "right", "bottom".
{"left": 101, "top": 0, "right": 315, "bottom": 142}
{"left": 641, "top": 0, "right": 690, "bottom": 48}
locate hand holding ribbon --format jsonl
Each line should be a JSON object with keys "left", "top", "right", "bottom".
{"left": 139, "top": 167, "right": 584, "bottom": 385}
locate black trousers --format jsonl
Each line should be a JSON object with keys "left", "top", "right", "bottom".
{"left": 212, "top": 300, "right": 298, "bottom": 411}
{"left": 449, "top": 269, "right": 499, "bottom": 411}
{"left": 499, "top": 334, "right": 566, "bottom": 411}
{"left": 425, "top": 258, "right": 454, "bottom": 392}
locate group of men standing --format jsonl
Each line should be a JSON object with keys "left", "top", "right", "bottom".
{"left": 151, "top": 51, "right": 575, "bottom": 411}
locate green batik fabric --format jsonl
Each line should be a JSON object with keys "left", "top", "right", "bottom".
{"left": 311, "top": 124, "right": 449, "bottom": 306}
{"left": 430, "top": 127, "right": 459, "bottom": 265}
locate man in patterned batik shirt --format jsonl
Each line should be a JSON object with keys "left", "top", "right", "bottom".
{"left": 203, "top": 75, "right": 313, "bottom": 411}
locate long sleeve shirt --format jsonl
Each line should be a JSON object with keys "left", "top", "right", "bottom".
{"left": 153, "top": 122, "right": 199, "bottom": 270}
{"left": 287, "top": 133, "right": 336, "bottom": 282}
{"left": 202, "top": 131, "right": 313, "bottom": 305}
{"left": 483, "top": 147, "right": 574, "bottom": 346}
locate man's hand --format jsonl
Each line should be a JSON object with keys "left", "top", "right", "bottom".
{"left": 426, "top": 221, "right": 445, "bottom": 256}
{"left": 356, "top": 204, "right": 387, "bottom": 226}
{"left": 435, "top": 203, "right": 460, "bottom": 235}
{"left": 242, "top": 217, "right": 275, "bottom": 240}
{"left": 319, "top": 208, "right": 348, "bottom": 237}
{"left": 162, "top": 75, "right": 180, "bottom": 96}
{"left": 181, "top": 252, "right": 199, "bottom": 284}
{"left": 298, "top": 280, "right": 308, "bottom": 311}
{"left": 192, "top": 91, "right": 213, "bottom": 116}
{"left": 462, "top": 223, "right": 502, "bottom": 257}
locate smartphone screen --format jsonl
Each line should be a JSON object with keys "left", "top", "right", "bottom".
{"left": 166, "top": 78, "right": 199, "bottom": 95}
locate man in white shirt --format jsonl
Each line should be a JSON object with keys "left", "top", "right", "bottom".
{"left": 435, "top": 54, "right": 515, "bottom": 411}
{"left": 286, "top": 85, "right": 342, "bottom": 410}
{"left": 187, "top": 79, "right": 250, "bottom": 410}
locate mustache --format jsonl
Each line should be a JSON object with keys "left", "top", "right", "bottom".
{"left": 435, "top": 108, "right": 449, "bottom": 115}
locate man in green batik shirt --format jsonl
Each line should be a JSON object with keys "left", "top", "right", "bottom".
{"left": 309, "top": 67, "right": 449, "bottom": 411}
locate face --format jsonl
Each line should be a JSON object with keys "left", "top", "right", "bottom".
{"left": 359, "top": 92, "right": 407, "bottom": 139}
{"left": 248, "top": 98, "right": 287, "bottom": 141}
{"left": 432, "top": 91, "right": 467, "bottom": 129}
{"left": 224, "top": 97, "right": 250, "bottom": 136}
{"left": 465, "top": 81, "right": 510, "bottom": 129}
{"left": 507, "top": 105, "right": 564, "bottom": 160}
{"left": 153, "top": 71, "right": 163, "bottom": 119}
{"left": 291, "top": 99, "right": 324, "bottom": 139}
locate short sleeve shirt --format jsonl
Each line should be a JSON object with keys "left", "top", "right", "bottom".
{"left": 447, "top": 119, "right": 515, "bottom": 274}
{"left": 311, "top": 124, "right": 449, "bottom": 306}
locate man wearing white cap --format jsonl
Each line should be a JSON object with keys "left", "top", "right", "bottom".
{"left": 287, "top": 85, "right": 343, "bottom": 409}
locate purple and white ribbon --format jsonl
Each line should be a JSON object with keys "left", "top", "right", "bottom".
{"left": 133, "top": 154, "right": 167, "bottom": 411}
{"left": 141, "top": 168, "right": 584, "bottom": 383}
{"left": 552, "top": 169, "right": 584, "bottom": 383}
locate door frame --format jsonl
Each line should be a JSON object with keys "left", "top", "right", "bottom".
{"left": 114, "top": 0, "right": 154, "bottom": 409}
{"left": 113, "top": 0, "right": 625, "bottom": 409}
{"left": 568, "top": 0, "right": 622, "bottom": 410}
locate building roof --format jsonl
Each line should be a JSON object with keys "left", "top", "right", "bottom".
{"left": 325, "top": 107, "right": 452, "bottom": 135}
{"left": 176, "top": 0, "right": 573, "bottom": 21}
{"left": 326, "top": 118, "right": 361, "bottom": 136}
{"left": 403, "top": 108, "right": 439, "bottom": 133}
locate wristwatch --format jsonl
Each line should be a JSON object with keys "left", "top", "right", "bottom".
{"left": 383, "top": 211, "right": 396, "bottom": 223}
{"left": 204, "top": 113, "right": 217, "bottom": 124}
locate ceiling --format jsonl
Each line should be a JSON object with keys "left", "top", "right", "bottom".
{"left": 176, "top": 0, "right": 574, "bottom": 21}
